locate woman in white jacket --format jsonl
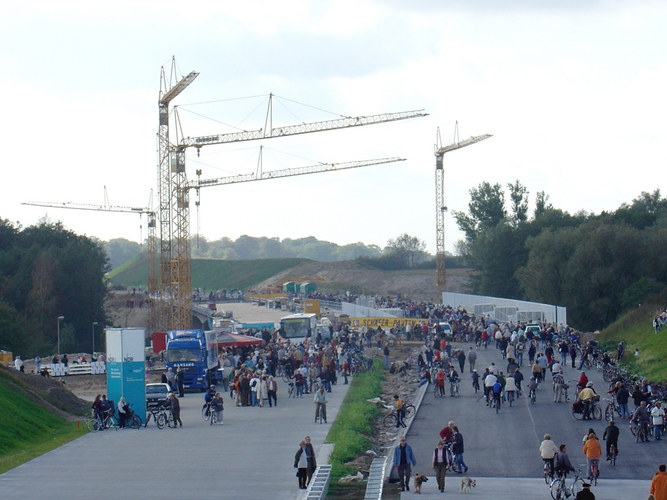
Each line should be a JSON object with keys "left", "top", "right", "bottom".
{"left": 256, "top": 375, "right": 268, "bottom": 407}
{"left": 539, "top": 434, "right": 558, "bottom": 477}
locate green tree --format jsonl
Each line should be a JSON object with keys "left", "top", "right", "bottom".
{"left": 384, "top": 234, "right": 428, "bottom": 268}
{"left": 507, "top": 180, "right": 529, "bottom": 226}
{"left": 453, "top": 182, "right": 507, "bottom": 242}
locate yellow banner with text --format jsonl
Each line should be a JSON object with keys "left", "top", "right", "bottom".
{"left": 349, "top": 317, "right": 428, "bottom": 328}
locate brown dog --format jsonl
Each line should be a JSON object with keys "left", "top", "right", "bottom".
{"left": 413, "top": 473, "right": 428, "bottom": 493}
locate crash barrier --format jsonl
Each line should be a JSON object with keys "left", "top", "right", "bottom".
{"left": 364, "top": 456, "right": 388, "bottom": 500}
{"left": 305, "top": 464, "right": 332, "bottom": 500}
{"left": 42, "top": 361, "right": 106, "bottom": 376}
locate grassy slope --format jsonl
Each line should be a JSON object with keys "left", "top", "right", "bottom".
{"left": 106, "top": 256, "right": 310, "bottom": 289}
{"left": 599, "top": 287, "right": 667, "bottom": 381}
{"left": 0, "top": 371, "right": 86, "bottom": 473}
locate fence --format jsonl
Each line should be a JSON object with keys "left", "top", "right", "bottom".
{"left": 42, "top": 361, "right": 106, "bottom": 376}
{"left": 304, "top": 464, "right": 332, "bottom": 500}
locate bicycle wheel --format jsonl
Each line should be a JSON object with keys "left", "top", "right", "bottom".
{"left": 202, "top": 405, "right": 211, "bottom": 422}
{"left": 544, "top": 464, "right": 553, "bottom": 485}
{"left": 383, "top": 414, "right": 397, "bottom": 428}
{"left": 610, "top": 446, "right": 617, "bottom": 466}
{"left": 86, "top": 418, "right": 100, "bottom": 432}
{"left": 156, "top": 412, "right": 166, "bottom": 429}
{"left": 572, "top": 407, "right": 583, "bottom": 420}
{"left": 282, "top": 372, "right": 292, "bottom": 383}
{"left": 404, "top": 404, "right": 415, "bottom": 420}
{"left": 604, "top": 404, "right": 613, "bottom": 421}
{"left": 550, "top": 477, "right": 564, "bottom": 500}
{"left": 433, "top": 384, "right": 441, "bottom": 398}
{"left": 210, "top": 410, "right": 217, "bottom": 426}
{"left": 570, "top": 478, "right": 584, "bottom": 496}
{"left": 129, "top": 415, "right": 142, "bottom": 429}
{"left": 592, "top": 405, "right": 602, "bottom": 420}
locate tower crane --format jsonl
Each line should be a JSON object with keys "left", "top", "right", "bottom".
{"left": 434, "top": 125, "right": 491, "bottom": 289}
{"left": 159, "top": 58, "right": 428, "bottom": 330}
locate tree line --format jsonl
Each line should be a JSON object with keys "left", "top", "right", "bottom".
{"left": 453, "top": 184, "right": 666, "bottom": 331}
{"left": 0, "top": 219, "right": 108, "bottom": 358}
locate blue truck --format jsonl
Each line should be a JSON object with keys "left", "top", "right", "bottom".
{"left": 166, "top": 329, "right": 220, "bottom": 391}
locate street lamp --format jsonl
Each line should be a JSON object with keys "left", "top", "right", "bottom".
{"left": 57, "top": 315, "right": 64, "bottom": 355}
{"left": 91, "top": 321, "right": 98, "bottom": 354}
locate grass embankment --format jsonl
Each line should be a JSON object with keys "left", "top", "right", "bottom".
{"left": 0, "top": 371, "right": 87, "bottom": 473}
{"left": 327, "top": 359, "right": 385, "bottom": 481}
{"left": 106, "top": 254, "right": 310, "bottom": 289}
{"left": 600, "top": 287, "right": 667, "bottom": 382}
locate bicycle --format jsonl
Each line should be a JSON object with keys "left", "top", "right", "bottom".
{"left": 86, "top": 410, "right": 118, "bottom": 432}
{"left": 449, "top": 380, "right": 461, "bottom": 397}
{"left": 589, "top": 460, "right": 599, "bottom": 486}
{"left": 120, "top": 406, "right": 142, "bottom": 429}
{"left": 543, "top": 461, "right": 554, "bottom": 485}
{"left": 636, "top": 421, "right": 650, "bottom": 443}
{"left": 202, "top": 402, "right": 212, "bottom": 422}
{"left": 382, "top": 404, "right": 414, "bottom": 428}
{"left": 608, "top": 442, "right": 618, "bottom": 466}
{"left": 572, "top": 400, "right": 602, "bottom": 420}
{"left": 507, "top": 390, "right": 515, "bottom": 407}
{"left": 550, "top": 468, "right": 585, "bottom": 499}
{"left": 315, "top": 402, "right": 327, "bottom": 424}
{"left": 604, "top": 397, "right": 621, "bottom": 422}
{"left": 529, "top": 387, "right": 537, "bottom": 405}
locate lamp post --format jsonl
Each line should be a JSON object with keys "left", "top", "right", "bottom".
{"left": 92, "top": 321, "right": 98, "bottom": 354}
{"left": 57, "top": 315, "right": 64, "bottom": 355}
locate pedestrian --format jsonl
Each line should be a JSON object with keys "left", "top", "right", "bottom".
{"left": 176, "top": 366, "right": 185, "bottom": 397}
{"left": 452, "top": 426, "right": 468, "bottom": 473}
{"left": 165, "top": 367, "right": 175, "bottom": 391}
{"left": 267, "top": 375, "right": 278, "bottom": 407}
{"left": 394, "top": 394, "right": 406, "bottom": 428}
{"left": 467, "top": 347, "right": 477, "bottom": 372}
{"left": 256, "top": 375, "right": 267, "bottom": 407}
{"left": 211, "top": 392, "right": 224, "bottom": 424}
{"left": 303, "top": 436, "right": 317, "bottom": 486}
{"left": 169, "top": 392, "right": 182, "bottom": 427}
{"left": 294, "top": 441, "right": 309, "bottom": 489}
{"left": 384, "top": 344, "right": 390, "bottom": 370}
{"left": 432, "top": 439, "right": 449, "bottom": 492}
{"left": 34, "top": 355, "right": 41, "bottom": 374}
{"left": 392, "top": 436, "right": 417, "bottom": 492}
{"left": 651, "top": 401, "right": 665, "bottom": 440}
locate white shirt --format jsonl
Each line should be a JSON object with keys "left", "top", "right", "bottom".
{"left": 484, "top": 374, "right": 497, "bottom": 387}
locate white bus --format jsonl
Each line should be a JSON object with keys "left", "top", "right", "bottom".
{"left": 280, "top": 313, "right": 318, "bottom": 343}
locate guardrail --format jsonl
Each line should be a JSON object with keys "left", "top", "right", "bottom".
{"left": 305, "top": 464, "right": 332, "bottom": 500}
{"left": 363, "top": 457, "right": 387, "bottom": 500}
{"left": 42, "top": 362, "right": 106, "bottom": 376}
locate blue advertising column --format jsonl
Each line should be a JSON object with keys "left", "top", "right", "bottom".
{"left": 106, "top": 328, "right": 146, "bottom": 423}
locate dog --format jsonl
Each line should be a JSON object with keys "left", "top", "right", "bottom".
{"left": 413, "top": 473, "right": 428, "bottom": 493}
{"left": 459, "top": 476, "right": 476, "bottom": 494}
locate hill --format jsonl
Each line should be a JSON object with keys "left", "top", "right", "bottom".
{"left": 599, "top": 287, "right": 667, "bottom": 381}
{"left": 107, "top": 256, "right": 472, "bottom": 300}
{"left": 0, "top": 367, "right": 88, "bottom": 473}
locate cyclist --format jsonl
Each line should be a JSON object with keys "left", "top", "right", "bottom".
{"left": 203, "top": 384, "right": 216, "bottom": 416}
{"left": 513, "top": 368, "right": 524, "bottom": 396}
{"left": 578, "top": 382, "right": 597, "bottom": 420}
{"left": 491, "top": 380, "right": 502, "bottom": 410}
{"left": 484, "top": 370, "right": 497, "bottom": 405}
{"left": 603, "top": 420, "right": 619, "bottom": 461}
{"left": 582, "top": 431, "right": 601, "bottom": 481}
{"left": 505, "top": 372, "right": 517, "bottom": 403}
{"left": 314, "top": 385, "right": 328, "bottom": 423}
{"left": 528, "top": 377, "right": 538, "bottom": 403}
{"left": 650, "top": 401, "right": 665, "bottom": 440}
{"left": 554, "top": 444, "right": 575, "bottom": 478}
{"left": 631, "top": 401, "right": 651, "bottom": 440}
{"left": 471, "top": 369, "right": 480, "bottom": 394}
{"left": 539, "top": 434, "right": 558, "bottom": 476}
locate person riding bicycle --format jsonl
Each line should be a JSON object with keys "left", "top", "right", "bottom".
{"left": 578, "top": 382, "right": 598, "bottom": 420}
{"left": 505, "top": 373, "right": 517, "bottom": 402}
{"left": 471, "top": 369, "right": 480, "bottom": 393}
{"left": 203, "top": 384, "right": 216, "bottom": 416}
{"left": 492, "top": 380, "right": 502, "bottom": 410}
{"left": 631, "top": 400, "right": 651, "bottom": 438}
{"left": 602, "top": 420, "right": 619, "bottom": 461}
{"left": 528, "top": 377, "right": 538, "bottom": 402}
{"left": 539, "top": 433, "right": 558, "bottom": 476}
{"left": 554, "top": 444, "right": 575, "bottom": 478}
{"left": 582, "top": 432, "right": 601, "bottom": 481}
{"left": 447, "top": 367, "right": 460, "bottom": 396}
{"left": 314, "top": 385, "right": 328, "bottom": 423}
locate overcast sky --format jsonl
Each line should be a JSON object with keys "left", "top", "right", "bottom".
{"left": 2, "top": 0, "right": 665, "bottom": 254}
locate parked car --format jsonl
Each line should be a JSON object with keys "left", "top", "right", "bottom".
{"left": 145, "top": 383, "right": 171, "bottom": 408}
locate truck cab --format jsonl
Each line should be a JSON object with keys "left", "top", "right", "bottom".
{"left": 166, "top": 329, "right": 219, "bottom": 391}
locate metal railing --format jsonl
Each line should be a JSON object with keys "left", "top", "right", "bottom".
{"left": 364, "top": 457, "right": 387, "bottom": 500}
{"left": 305, "top": 464, "right": 332, "bottom": 500}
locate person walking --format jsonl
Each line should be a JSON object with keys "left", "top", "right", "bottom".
{"left": 294, "top": 441, "right": 309, "bottom": 489}
{"left": 432, "top": 440, "right": 449, "bottom": 492}
{"left": 165, "top": 367, "right": 175, "bottom": 391}
{"left": 303, "top": 436, "right": 317, "bottom": 486}
{"left": 211, "top": 392, "right": 224, "bottom": 424}
{"left": 650, "top": 401, "right": 665, "bottom": 440}
{"left": 467, "top": 347, "right": 477, "bottom": 372}
{"left": 384, "top": 344, "right": 390, "bottom": 370}
{"left": 649, "top": 464, "right": 667, "bottom": 500}
{"left": 452, "top": 426, "right": 468, "bottom": 473}
{"left": 392, "top": 436, "right": 417, "bottom": 492}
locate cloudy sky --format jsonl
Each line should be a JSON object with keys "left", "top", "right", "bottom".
{"left": 2, "top": 0, "right": 665, "bottom": 254}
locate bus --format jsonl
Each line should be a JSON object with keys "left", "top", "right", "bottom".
{"left": 279, "top": 313, "right": 318, "bottom": 343}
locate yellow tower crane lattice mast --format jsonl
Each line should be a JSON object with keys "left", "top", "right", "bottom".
{"left": 434, "top": 125, "right": 491, "bottom": 289}
{"left": 158, "top": 58, "right": 427, "bottom": 331}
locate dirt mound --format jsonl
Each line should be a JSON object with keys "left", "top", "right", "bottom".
{"left": 253, "top": 260, "right": 471, "bottom": 301}
{"left": 0, "top": 366, "right": 90, "bottom": 419}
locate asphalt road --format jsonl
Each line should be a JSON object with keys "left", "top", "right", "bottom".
{"left": 404, "top": 342, "right": 664, "bottom": 497}
{"left": 0, "top": 378, "right": 350, "bottom": 499}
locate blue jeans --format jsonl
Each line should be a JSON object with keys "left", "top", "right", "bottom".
{"left": 385, "top": 355, "right": 389, "bottom": 370}
{"left": 517, "top": 353, "right": 523, "bottom": 367}
{"left": 619, "top": 403, "right": 630, "bottom": 419}
{"left": 250, "top": 392, "right": 257, "bottom": 406}
{"left": 454, "top": 453, "right": 467, "bottom": 471}
{"left": 654, "top": 424, "right": 663, "bottom": 439}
